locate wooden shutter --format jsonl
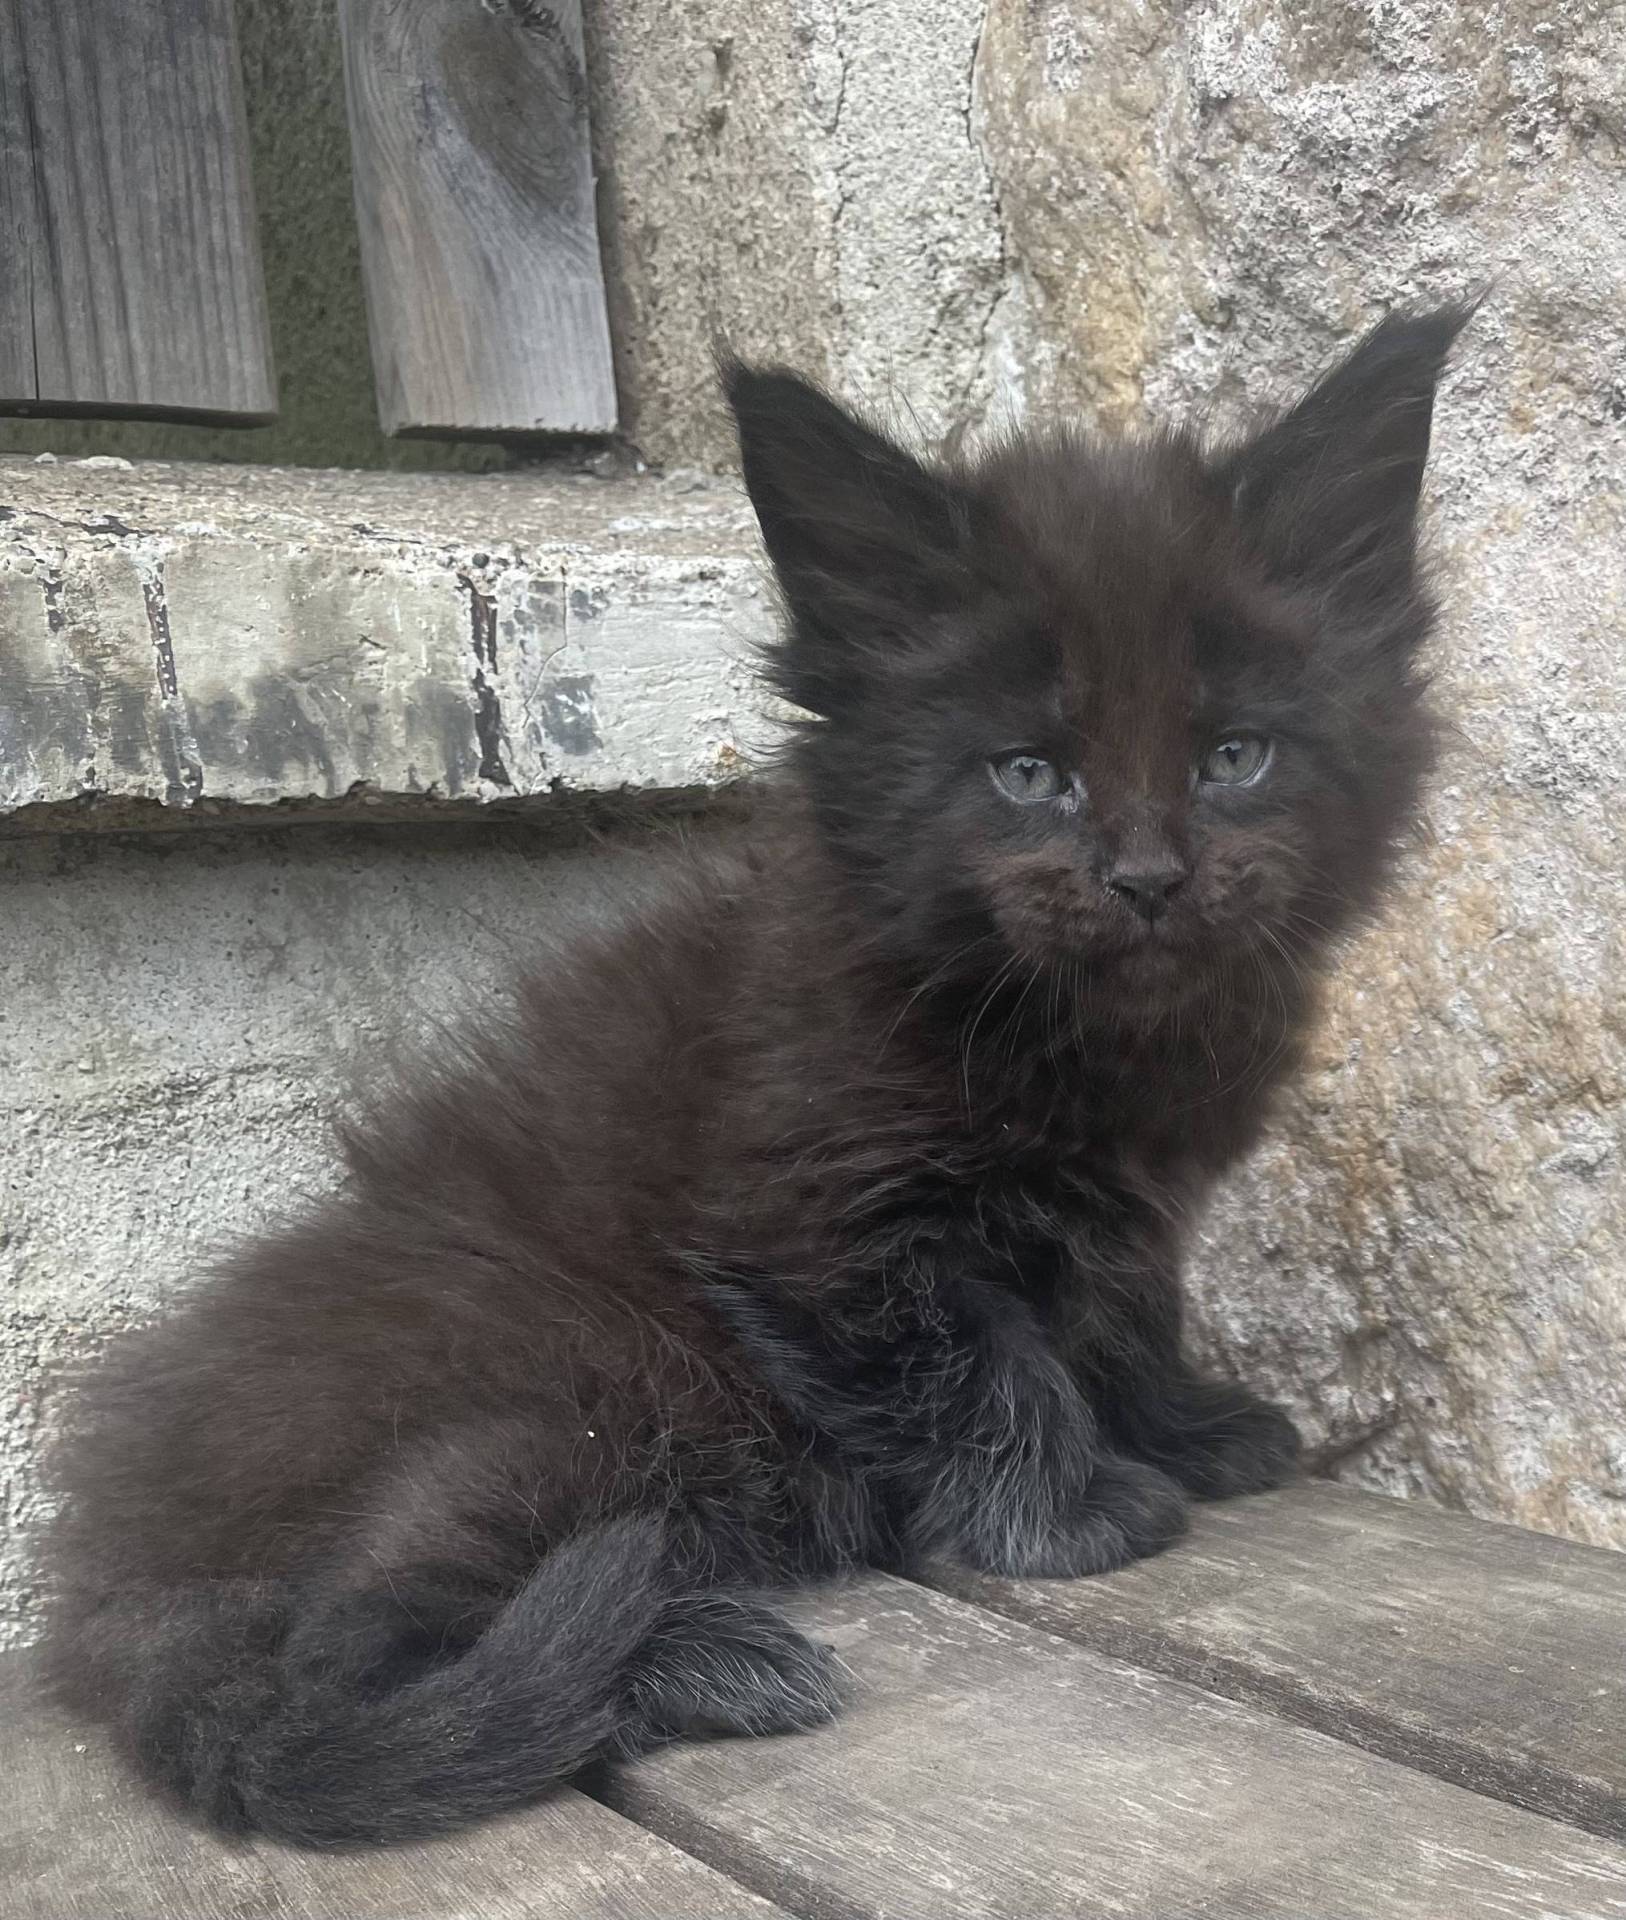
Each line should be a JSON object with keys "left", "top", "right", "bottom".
{"left": 0, "top": 0, "right": 276, "bottom": 423}
{"left": 339, "top": 0, "right": 617, "bottom": 438}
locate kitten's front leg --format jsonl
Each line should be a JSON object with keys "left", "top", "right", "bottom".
{"left": 1066, "top": 1259, "right": 1301, "bottom": 1500}
{"left": 710, "top": 1272, "right": 1188, "bottom": 1578}
{"left": 903, "top": 1297, "right": 1191, "bottom": 1578}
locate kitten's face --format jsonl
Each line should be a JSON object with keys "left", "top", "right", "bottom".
{"left": 727, "top": 310, "right": 1461, "bottom": 1005}
{"left": 864, "top": 448, "right": 1386, "bottom": 998}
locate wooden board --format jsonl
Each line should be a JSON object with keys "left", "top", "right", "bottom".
{"left": 339, "top": 0, "right": 616, "bottom": 437}
{"left": 3, "top": 1670, "right": 786, "bottom": 1920}
{"left": 0, "top": 2, "right": 33, "bottom": 403}
{"left": 0, "top": 0, "right": 276, "bottom": 422}
{"left": 935, "top": 1482, "right": 1626, "bottom": 1842}
{"left": 605, "top": 1576, "right": 1626, "bottom": 1920}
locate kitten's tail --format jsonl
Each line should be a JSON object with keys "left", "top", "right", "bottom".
{"left": 56, "top": 1516, "right": 672, "bottom": 1849}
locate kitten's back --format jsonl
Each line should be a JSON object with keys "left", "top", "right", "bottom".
{"left": 47, "top": 828, "right": 763, "bottom": 1596}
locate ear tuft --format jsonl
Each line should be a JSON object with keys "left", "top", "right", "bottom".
{"left": 720, "top": 356, "right": 974, "bottom": 714}
{"left": 1222, "top": 301, "right": 1476, "bottom": 602}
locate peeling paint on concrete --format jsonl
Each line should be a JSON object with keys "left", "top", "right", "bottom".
{"left": 458, "top": 570, "right": 513, "bottom": 790}
{"left": 539, "top": 674, "right": 601, "bottom": 756}
{"left": 138, "top": 567, "right": 205, "bottom": 808}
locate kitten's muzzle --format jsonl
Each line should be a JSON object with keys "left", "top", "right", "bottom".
{"left": 1104, "top": 856, "right": 1190, "bottom": 925}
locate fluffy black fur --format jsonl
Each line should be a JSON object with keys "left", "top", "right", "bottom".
{"left": 45, "top": 307, "right": 1467, "bottom": 1847}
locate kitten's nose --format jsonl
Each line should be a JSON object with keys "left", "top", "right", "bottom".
{"left": 1106, "top": 858, "right": 1189, "bottom": 922}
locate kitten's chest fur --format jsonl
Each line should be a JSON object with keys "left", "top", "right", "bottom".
{"left": 704, "top": 881, "right": 1298, "bottom": 1312}
{"left": 947, "top": 1030, "right": 1275, "bottom": 1312}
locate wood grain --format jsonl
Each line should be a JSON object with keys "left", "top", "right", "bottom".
{"left": 339, "top": 0, "right": 616, "bottom": 437}
{"left": 606, "top": 1575, "right": 1626, "bottom": 1920}
{"left": 935, "top": 1482, "right": 1626, "bottom": 1843}
{"left": 0, "top": 0, "right": 276, "bottom": 421}
{"left": 0, "top": 1, "right": 34, "bottom": 403}
{"left": 3, "top": 1668, "right": 787, "bottom": 1920}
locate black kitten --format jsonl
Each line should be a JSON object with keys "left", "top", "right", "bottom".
{"left": 44, "top": 307, "right": 1466, "bottom": 1847}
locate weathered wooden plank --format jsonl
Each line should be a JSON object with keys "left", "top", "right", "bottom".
{"left": 605, "top": 1576, "right": 1626, "bottom": 1920}
{"left": 3, "top": 1666, "right": 788, "bottom": 1920}
{"left": 0, "top": 2, "right": 34, "bottom": 402}
{"left": 0, "top": 0, "right": 276, "bottom": 422}
{"left": 935, "top": 1482, "right": 1626, "bottom": 1844}
{"left": 339, "top": 0, "right": 616, "bottom": 438}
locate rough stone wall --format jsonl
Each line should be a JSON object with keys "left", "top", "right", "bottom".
{"left": 965, "top": 0, "right": 1626, "bottom": 1544}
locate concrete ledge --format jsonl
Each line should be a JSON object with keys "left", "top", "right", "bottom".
{"left": 0, "top": 458, "right": 777, "bottom": 829}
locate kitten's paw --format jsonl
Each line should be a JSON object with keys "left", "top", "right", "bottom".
{"left": 1030, "top": 1455, "right": 1191, "bottom": 1577}
{"left": 1128, "top": 1377, "right": 1302, "bottom": 1500}
{"left": 630, "top": 1593, "right": 847, "bottom": 1742}
{"left": 960, "top": 1455, "right": 1190, "bottom": 1580}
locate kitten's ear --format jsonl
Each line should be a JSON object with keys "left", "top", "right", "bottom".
{"left": 1222, "top": 305, "right": 1472, "bottom": 602}
{"left": 722, "top": 358, "right": 975, "bottom": 714}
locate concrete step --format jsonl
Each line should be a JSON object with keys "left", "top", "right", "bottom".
{"left": 0, "top": 457, "right": 774, "bottom": 830}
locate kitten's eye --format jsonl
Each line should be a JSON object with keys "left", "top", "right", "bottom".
{"left": 991, "top": 752, "right": 1067, "bottom": 804}
{"left": 1199, "top": 735, "right": 1272, "bottom": 786}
